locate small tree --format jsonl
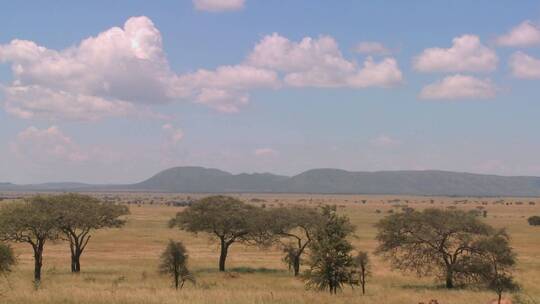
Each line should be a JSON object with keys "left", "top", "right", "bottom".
{"left": 375, "top": 208, "right": 494, "bottom": 289}
{"left": 0, "top": 197, "right": 60, "bottom": 284}
{"left": 469, "top": 232, "right": 519, "bottom": 304}
{"left": 282, "top": 244, "right": 298, "bottom": 273}
{"left": 488, "top": 274, "right": 519, "bottom": 304}
{"left": 159, "top": 240, "right": 195, "bottom": 289}
{"left": 0, "top": 243, "right": 16, "bottom": 274}
{"left": 52, "top": 193, "right": 129, "bottom": 273}
{"left": 169, "top": 196, "right": 265, "bottom": 272}
{"left": 353, "top": 251, "right": 370, "bottom": 295}
{"left": 270, "top": 207, "right": 322, "bottom": 276}
{"left": 304, "top": 206, "right": 355, "bottom": 295}
{"left": 527, "top": 216, "right": 540, "bottom": 226}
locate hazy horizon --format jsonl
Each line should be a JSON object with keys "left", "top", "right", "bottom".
{"left": 5, "top": 165, "right": 540, "bottom": 185}
{"left": 1, "top": 1, "right": 540, "bottom": 184}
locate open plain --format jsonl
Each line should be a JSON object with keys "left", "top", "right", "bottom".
{"left": 0, "top": 193, "right": 538, "bottom": 304}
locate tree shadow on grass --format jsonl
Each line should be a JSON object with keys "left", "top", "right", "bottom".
{"left": 196, "top": 267, "right": 287, "bottom": 275}
{"left": 400, "top": 283, "right": 458, "bottom": 291}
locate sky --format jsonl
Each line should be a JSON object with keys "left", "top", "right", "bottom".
{"left": 1, "top": 1, "right": 540, "bottom": 184}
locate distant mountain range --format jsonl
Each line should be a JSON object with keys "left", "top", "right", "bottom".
{"left": 2, "top": 166, "right": 540, "bottom": 197}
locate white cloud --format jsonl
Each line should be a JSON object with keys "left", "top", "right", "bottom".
{"left": 0, "top": 18, "right": 405, "bottom": 120}
{"left": 248, "top": 34, "right": 354, "bottom": 74}
{"left": 413, "top": 35, "right": 498, "bottom": 73}
{"left": 247, "top": 33, "right": 403, "bottom": 88}
{"left": 194, "top": 88, "right": 249, "bottom": 113}
{"left": 0, "top": 17, "right": 178, "bottom": 120}
{"left": 254, "top": 148, "right": 278, "bottom": 157}
{"left": 0, "top": 16, "right": 278, "bottom": 119}
{"left": 193, "top": 0, "right": 245, "bottom": 12}
{"left": 509, "top": 51, "right": 540, "bottom": 79}
{"left": 3, "top": 85, "right": 135, "bottom": 121}
{"left": 496, "top": 20, "right": 540, "bottom": 47}
{"left": 354, "top": 41, "right": 392, "bottom": 56}
{"left": 177, "top": 65, "right": 278, "bottom": 112}
{"left": 347, "top": 57, "right": 403, "bottom": 88}
{"left": 0, "top": 17, "right": 173, "bottom": 103}
{"left": 179, "top": 65, "right": 278, "bottom": 90}
{"left": 371, "top": 135, "right": 401, "bottom": 148}
{"left": 10, "top": 126, "right": 87, "bottom": 163}
{"left": 419, "top": 74, "right": 497, "bottom": 100}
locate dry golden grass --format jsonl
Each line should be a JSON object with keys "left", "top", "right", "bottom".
{"left": 1, "top": 193, "right": 539, "bottom": 304}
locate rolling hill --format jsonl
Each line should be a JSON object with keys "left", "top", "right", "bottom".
{"left": 3, "top": 166, "right": 540, "bottom": 196}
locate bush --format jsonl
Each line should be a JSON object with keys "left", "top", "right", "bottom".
{"left": 0, "top": 243, "right": 16, "bottom": 273}
{"left": 527, "top": 216, "right": 540, "bottom": 226}
{"left": 159, "top": 240, "right": 195, "bottom": 289}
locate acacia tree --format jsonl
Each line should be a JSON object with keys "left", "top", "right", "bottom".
{"left": 375, "top": 208, "right": 494, "bottom": 289}
{"left": 52, "top": 193, "right": 129, "bottom": 273}
{"left": 304, "top": 206, "right": 355, "bottom": 294}
{"left": 270, "top": 206, "right": 322, "bottom": 276}
{"left": 159, "top": 240, "right": 195, "bottom": 289}
{"left": 0, "top": 197, "right": 60, "bottom": 284}
{"left": 353, "top": 251, "right": 370, "bottom": 295}
{"left": 169, "top": 196, "right": 265, "bottom": 272}
{"left": 467, "top": 232, "right": 519, "bottom": 304}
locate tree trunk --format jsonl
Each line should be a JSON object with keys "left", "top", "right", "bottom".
{"left": 174, "top": 272, "right": 179, "bottom": 290}
{"left": 445, "top": 269, "right": 454, "bottom": 289}
{"left": 361, "top": 267, "right": 366, "bottom": 294}
{"left": 292, "top": 254, "right": 301, "bottom": 276}
{"left": 219, "top": 239, "right": 229, "bottom": 272}
{"left": 33, "top": 243, "right": 44, "bottom": 284}
{"left": 498, "top": 292, "right": 502, "bottom": 304}
{"left": 67, "top": 230, "right": 91, "bottom": 274}
{"left": 71, "top": 251, "right": 82, "bottom": 273}
{"left": 34, "top": 255, "right": 42, "bottom": 283}
{"left": 71, "top": 257, "right": 76, "bottom": 273}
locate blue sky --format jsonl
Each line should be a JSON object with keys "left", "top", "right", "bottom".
{"left": 1, "top": 1, "right": 540, "bottom": 184}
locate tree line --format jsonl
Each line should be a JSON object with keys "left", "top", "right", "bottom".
{"left": 0, "top": 194, "right": 522, "bottom": 303}
{"left": 0, "top": 194, "right": 128, "bottom": 285}
{"left": 169, "top": 195, "right": 520, "bottom": 302}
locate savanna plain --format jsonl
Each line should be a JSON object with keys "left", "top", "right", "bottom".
{"left": 1, "top": 193, "right": 539, "bottom": 304}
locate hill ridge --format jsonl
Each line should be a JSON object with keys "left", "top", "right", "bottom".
{"left": 3, "top": 167, "right": 540, "bottom": 196}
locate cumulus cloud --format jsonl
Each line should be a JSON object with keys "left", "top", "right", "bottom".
{"left": 496, "top": 20, "right": 540, "bottom": 47}
{"left": 247, "top": 33, "right": 403, "bottom": 88}
{"left": 419, "top": 74, "right": 497, "bottom": 100}
{"left": 371, "top": 135, "right": 401, "bottom": 148}
{"left": 193, "top": 0, "right": 245, "bottom": 12}
{"left": 177, "top": 65, "right": 278, "bottom": 112}
{"left": 2, "top": 85, "right": 135, "bottom": 121}
{"left": 254, "top": 148, "right": 278, "bottom": 157}
{"left": 0, "top": 16, "right": 277, "bottom": 119}
{"left": 354, "top": 41, "right": 392, "bottom": 56}
{"left": 413, "top": 35, "right": 498, "bottom": 73}
{"left": 10, "top": 126, "right": 87, "bottom": 163}
{"left": 509, "top": 52, "right": 540, "bottom": 79}
{"left": 0, "top": 18, "right": 405, "bottom": 120}
{"left": 347, "top": 57, "right": 403, "bottom": 88}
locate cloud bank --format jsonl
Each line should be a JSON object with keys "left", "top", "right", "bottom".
{"left": 0, "top": 17, "right": 403, "bottom": 120}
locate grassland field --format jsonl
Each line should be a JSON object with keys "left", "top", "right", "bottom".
{"left": 0, "top": 192, "right": 539, "bottom": 304}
